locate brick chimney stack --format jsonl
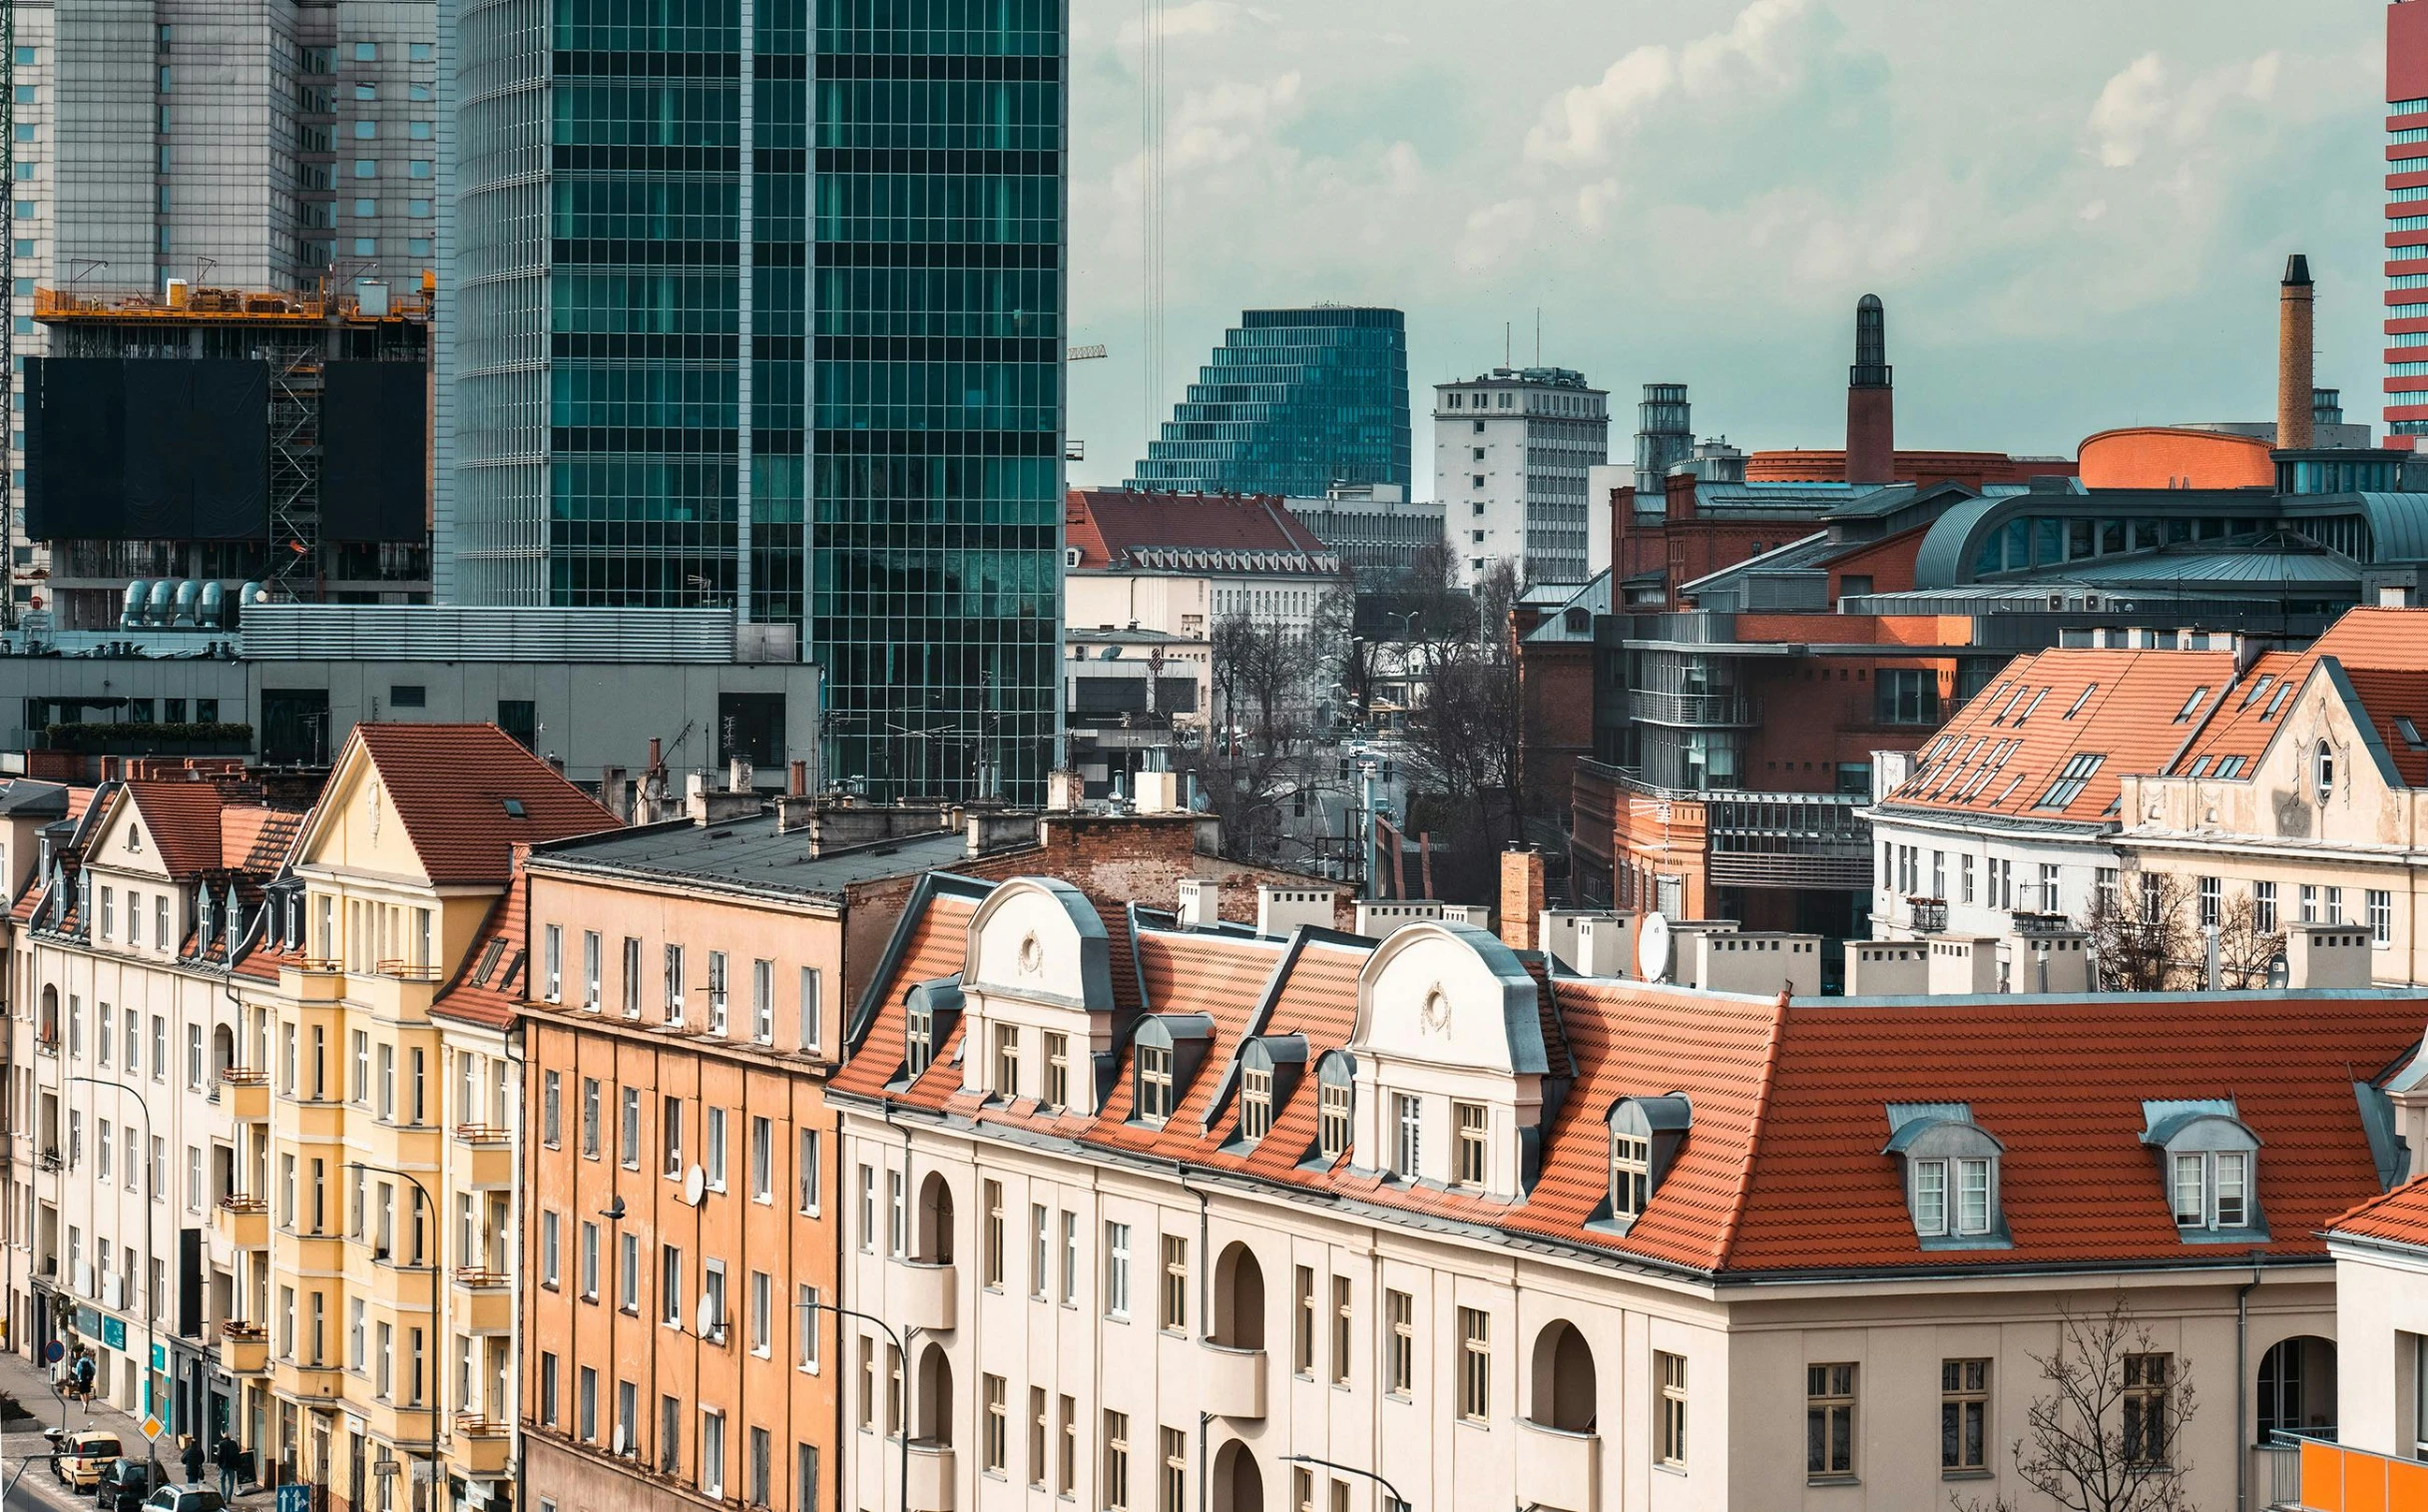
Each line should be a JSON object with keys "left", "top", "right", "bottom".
{"left": 1844, "top": 293, "right": 1894, "bottom": 485}
{"left": 1499, "top": 846, "right": 1545, "bottom": 952}
{"left": 2278, "top": 253, "right": 2315, "bottom": 451}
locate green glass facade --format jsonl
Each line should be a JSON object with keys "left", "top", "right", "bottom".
{"left": 443, "top": 0, "right": 1063, "bottom": 801}
{"left": 1129, "top": 306, "right": 1410, "bottom": 498}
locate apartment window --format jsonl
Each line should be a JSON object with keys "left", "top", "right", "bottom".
{"left": 1044, "top": 1031, "right": 1070, "bottom": 1110}
{"left": 1454, "top": 1102, "right": 1488, "bottom": 1188}
{"left": 707, "top": 951, "right": 729, "bottom": 1034}
{"left": 541, "top": 1072, "right": 562, "bottom": 1147}
{"left": 2197, "top": 875, "right": 2220, "bottom": 929}
{"left": 582, "top": 930, "right": 601, "bottom": 1007}
{"left": 577, "top": 1365, "right": 597, "bottom": 1440}
{"left": 664, "top": 944, "right": 686, "bottom": 1024}
{"left": 543, "top": 924, "right": 563, "bottom": 1001}
{"left": 1329, "top": 1275, "right": 1351, "bottom": 1386}
{"left": 1941, "top": 1359, "right": 1989, "bottom": 1473}
{"left": 1319, "top": 1080, "right": 1351, "bottom": 1160}
{"left": 1103, "top": 1411, "right": 1132, "bottom": 1512}
{"left": 538, "top": 1352, "right": 559, "bottom": 1425}
{"left": 906, "top": 997, "right": 935, "bottom": 1076}
{"left": 749, "top": 1426, "right": 771, "bottom": 1509}
{"left": 2254, "top": 880, "right": 2278, "bottom": 932}
{"left": 1136, "top": 1045, "right": 1174, "bottom": 1122}
{"left": 541, "top": 1212, "right": 561, "bottom": 1288}
{"left": 750, "top": 1116, "right": 773, "bottom": 1202}
{"left": 1031, "top": 1206, "right": 1049, "bottom": 1298}
{"left": 1457, "top": 1307, "right": 1490, "bottom": 1422}
{"left": 662, "top": 1395, "right": 683, "bottom": 1474}
{"left": 983, "top": 1375, "right": 1008, "bottom": 1474}
{"left": 660, "top": 1245, "right": 683, "bottom": 1326}
{"left": 1657, "top": 1352, "right": 1689, "bottom": 1467}
{"left": 752, "top": 958, "right": 773, "bottom": 1042}
{"left": 2371, "top": 888, "right": 2394, "bottom": 946}
{"left": 858, "top": 1338, "right": 876, "bottom": 1430}
{"left": 797, "top": 1130, "right": 821, "bottom": 1213}
{"left": 1159, "top": 1236, "right": 1187, "bottom": 1330}
{"left": 992, "top": 1024, "right": 1021, "bottom": 1100}
{"left": 1061, "top": 1210, "right": 1078, "bottom": 1303}
{"left": 2124, "top": 1354, "right": 2174, "bottom": 1467}
{"left": 1393, "top": 1094, "right": 1421, "bottom": 1176}
{"left": 798, "top": 966, "right": 823, "bottom": 1052}
{"left": 1239, "top": 1068, "right": 1272, "bottom": 1140}
{"left": 1029, "top": 1388, "right": 1049, "bottom": 1487}
{"left": 1160, "top": 1428, "right": 1186, "bottom": 1512}
{"left": 1105, "top": 1223, "right": 1131, "bottom": 1318}
{"left": 983, "top": 1182, "right": 1006, "bottom": 1287}
{"left": 749, "top": 1269, "right": 772, "bottom": 1355}
{"left": 581, "top": 1078, "right": 600, "bottom": 1157}
{"left": 664, "top": 1098, "right": 685, "bottom": 1177}
{"left": 1385, "top": 1289, "right": 1414, "bottom": 1395}
{"left": 1806, "top": 1364, "right": 1856, "bottom": 1480}
{"left": 703, "top": 1260, "right": 728, "bottom": 1342}
{"left": 2301, "top": 884, "right": 2320, "bottom": 924}
{"left": 1058, "top": 1395, "right": 1078, "bottom": 1497}
{"left": 796, "top": 1444, "right": 818, "bottom": 1512}
{"left": 619, "top": 1233, "right": 638, "bottom": 1311}
{"left": 701, "top": 1409, "right": 726, "bottom": 1498}
{"left": 1612, "top": 1130, "right": 1652, "bottom": 1218}
{"left": 892, "top": 1172, "right": 908, "bottom": 1257}
{"left": 624, "top": 938, "right": 643, "bottom": 1017}
{"left": 2173, "top": 1150, "right": 2251, "bottom": 1230}
{"left": 1961, "top": 853, "right": 1977, "bottom": 904}
{"left": 579, "top": 1222, "right": 599, "bottom": 1299}
{"left": 621, "top": 1090, "right": 641, "bottom": 1169}
{"left": 1293, "top": 1266, "right": 1315, "bottom": 1374}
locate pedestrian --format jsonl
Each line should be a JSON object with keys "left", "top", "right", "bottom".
{"left": 182, "top": 1435, "right": 206, "bottom": 1486}
{"left": 215, "top": 1431, "right": 242, "bottom": 1500}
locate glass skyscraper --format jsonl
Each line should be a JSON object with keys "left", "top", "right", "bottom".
{"left": 1128, "top": 306, "right": 1410, "bottom": 498}
{"left": 440, "top": 0, "right": 1064, "bottom": 801}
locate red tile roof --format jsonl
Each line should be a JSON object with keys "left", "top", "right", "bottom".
{"left": 2328, "top": 1176, "right": 2428, "bottom": 1252}
{"left": 2178, "top": 608, "right": 2428, "bottom": 786}
{"left": 1066, "top": 489, "right": 1335, "bottom": 573}
{"left": 837, "top": 876, "right": 2428, "bottom": 1278}
{"left": 433, "top": 881, "right": 527, "bottom": 1030}
{"left": 350, "top": 725, "right": 620, "bottom": 884}
{"left": 1883, "top": 649, "right": 2234, "bottom": 822}
{"left": 123, "top": 782, "right": 233, "bottom": 874}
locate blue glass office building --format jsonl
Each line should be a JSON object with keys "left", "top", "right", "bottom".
{"left": 1128, "top": 306, "right": 1410, "bottom": 498}
{"left": 440, "top": 0, "right": 1065, "bottom": 801}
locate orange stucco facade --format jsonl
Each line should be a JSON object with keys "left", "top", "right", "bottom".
{"left": 2077, "top": 427, "right": 2276, "bottom": 490}
{"left": 519, "top": 861, "right": 844, "bottom": 1512}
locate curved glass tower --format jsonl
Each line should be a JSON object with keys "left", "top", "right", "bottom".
{"left": 1128, "top": 306, "right": 1409, "bottom": 498}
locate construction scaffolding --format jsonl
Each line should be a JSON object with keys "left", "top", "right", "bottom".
{"left": 33, "top": 276, "right": 432, "bottom": 603}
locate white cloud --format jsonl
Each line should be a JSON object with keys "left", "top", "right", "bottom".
{"left": 2086, "top": 50, "right": 2285, "bottom": 169}
{"left": 1524, "top": 0, "right": 1839, "bottom": 166}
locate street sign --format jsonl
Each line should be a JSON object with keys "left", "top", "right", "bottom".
{"left": 277, "top": 1483, "right": 311, "bottom": 1512}
{"left": 373, "top": 1459, "right": 401, "bottom": 1478}
{"left": 140, "top": 1414, "right": 165, "bottom": 1443}
{"left": 43, "top": 1339, "right": 62, "bottom": 1363}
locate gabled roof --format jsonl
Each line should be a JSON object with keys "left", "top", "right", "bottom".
{"left": 2327, "top": 1175, "right": 2428, "bottom": 1253}
{"left": 1067, "top": 489, "right": 1337, "bottom": 574}
{"left": 120, "top": 781, "right": 233, "bottom": 875}
{"left": 1881, "top": 648, "right": 2235, "bottom": 824}
{"left": 432, "top": 880, "right": 527, "bottom": 1030}
{"left": 346, "top": 725, "right": 620, "bottom": 885}
{"left": 836, "top": 873, "right": 2428, "bottom": 1279}
{"left": 2175, "top": 607, "right": 2428, "bottom": 788}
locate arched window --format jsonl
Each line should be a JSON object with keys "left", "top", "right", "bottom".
{"left": 2315, "top": 741, "right": 2335, "bottom": 801}
{"left": 1529, "top": 1320, "right": 1599, "bottom": 1434}
{"left": 914, "top": 1172, "right": 955, "bottom": 1265}
{"left": 1211, "top": 1242, "right": 1264, "bottom": 1352}
{"left": 913, "top": 1341, "right": 953, "bottom": 1447}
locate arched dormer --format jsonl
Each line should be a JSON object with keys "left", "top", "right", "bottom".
{"left": 958, "top": 878, "right": 1117, "bottom": 1111}
{"left": 1884, "top": 1104, "right": 2011, "bottom": 1250}
{"left": 1346, "top": 921, "right": 1546, "bottom": 1198}
{"left": 1308, "top": 1051, "right": 1356, "bottom": 1168}
{"left": 1227, "top": 1034, "right": 1307, "bottom": 1146}
{"left": 2140, "top": 1099, "right": 2266, "bottom": 1241}
{"left": 1591, "top": 1095, "right": 1691, "bottom": 1236}
{"left": 1129, "top": 1014, "right": 1214, "bottom": 1126}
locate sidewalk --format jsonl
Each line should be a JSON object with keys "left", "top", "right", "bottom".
{"left": 0, "top": 1345, "right": 276, "bottom": 1509}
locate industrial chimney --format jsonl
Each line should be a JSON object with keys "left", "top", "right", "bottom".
{"left": 1845, "top": 294, "right": 1894, "bottom": 485}
{"left": 2278, "top": 254, "right": 2315, "bottom": 451}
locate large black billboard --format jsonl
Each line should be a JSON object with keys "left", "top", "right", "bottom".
{"left": 320, "top": 360, "right": 428, "bottom": 543}
{"left": 23, "top": 357, "right": 270, "bottom": 541}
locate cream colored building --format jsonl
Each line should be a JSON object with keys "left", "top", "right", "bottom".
{"left": 222, "top": 724, "right": 615, "bottom": 1512}
{"left": 829, "top": 873, "right": 2422, "bottom": 1512}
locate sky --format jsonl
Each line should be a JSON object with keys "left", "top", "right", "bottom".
{"left": 1064, "top": 0, "right": 2388, "bottom": 499}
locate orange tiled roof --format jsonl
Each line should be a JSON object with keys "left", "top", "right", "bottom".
{"left": 434, "top": 882, "right": 527, "bottom": 1029}
{"left": 2327, "top": 1175, "right": 2428, "bottom": 1252}
{"left": 351, "top": 725, "right": 620, "bottom": 885}
{"left": 836, "top": 877, "right": 2428, "bottom": 1278}
{"left": 2177, "top": 608, "right": 2428, "bottom": 787}
{"left": 1066, "top": 489, "right": 1333, "bottom": 573}
{"left": 1883, "top": 649, "right": 2234, "bottom": 822}
{"left": 122, "top": 781, "right": 231, "bottom": 874}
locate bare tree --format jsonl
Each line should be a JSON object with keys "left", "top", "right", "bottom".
{"left": 2079, "top": 867, "right": 2196, "bottom": 992}
{"left": 1955, "top": 1297, "right": 2199, "bottom": 1512}
{"left": 2213, "top": 890, "right": 2285, "bottom": 990}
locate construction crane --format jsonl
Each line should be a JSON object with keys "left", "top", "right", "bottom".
{"left": 1066, "top": 343, "right": 1109, "bottom": 462}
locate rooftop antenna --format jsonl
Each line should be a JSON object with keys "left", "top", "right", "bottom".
{"left": 1504, "top": 321, "right": 1510, "bottom": 368}
{"left": 1535, "top": 307, "right": 1541, "bottom": 367}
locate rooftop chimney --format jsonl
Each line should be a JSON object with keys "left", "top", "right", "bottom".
{"left": 2278, "top": 254, "right": 2315, "bottom": 452}
{"left": 1845, "top": 294, "right": 1894, "bottom": 485}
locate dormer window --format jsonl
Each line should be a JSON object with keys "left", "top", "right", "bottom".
{"left": 1392, "top": 1094, "right": 1421, "bottom": 1177}
{"left": 1597, "top": 1095, "right": 1691, "bottom": 1234}
{"left": 1137, "top": 1045, "right": 1174, "bottom": 1122}
{"left": 1239, "top": 1069, "right": 1272, "bottom": 1140}
{"left": 2141, "top": 1099, "right": 2264, "bottom": 1241}
{"left": 1885, "top": 1104, "right": 2009, "bottom": 1250}
{"left": 899, "top": 979, "right": 960, "bottom": 1082}
{"left": 907, "top": 1000, "right": 936, "bottom": 1076}
{"left": 1453, "top": 1103, "right": 1488, "bottom": 1188}
{"left": 1315, "top": 1052, "right": 1354, "bottom": 1162}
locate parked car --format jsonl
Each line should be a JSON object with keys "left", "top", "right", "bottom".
{"left": 142, "top": 1486, "right": 226, "bottom": 1512}
{"left": 55, "top": 1432, "right": 124, "bottom": 1490}
{"left": 94, "top": 1458, "right": 158, "bottom": 1512}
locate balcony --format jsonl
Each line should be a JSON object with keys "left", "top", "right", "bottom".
{"left": 1198, "top": 1341, "right": 1265, "bottom": 1420}
{"left": 897, "top": 1260, "right": 956, "bottom": 1333}
{"left": 450, "top": 1268, "right": 512, "bottom": 1333}
{"left": 451, "top": 1414, "right": 512, "bottom": 1479}
{"left": 220, "top": 1324, "right": 269, "bottom": 1376}
{"left": 215, "top": 1196, "right": 269, "bottom": 1252}
{"left": 1515, "top": 1418, "right": 1600, "bottom": 1512}
{"left": 279, "top": 962, "right": 346, "bottom": 1001}
{"left": 222, "top": 1070, "right": 269, "bottom": 1123}
{"left": 270, "top": 1358, "right": 345, "bottom": 1404}
{"left": 1704, "top": 790, "right": 1872, "bottom": 890}
{"left": 454, "top": 1125, "right": 513, "bottom": 1191}
{"left": 359, "top": 964, "right": 442, "bottom": 1022}
{"left": 2282, "top": 1433, "right": 2428, "bottom": 1512}
{"left": 283, "top": 1097, "right": 346, "bottom": 1143}
{"left": 905, "top": 1442, "right": 955, "bottom": 1512}
{"left": 1628, "top": 689, "right": 1761, "bottom": 729}
{"left": 36, "top": 1146, "right": 60, "bottom": 1174}
{"left": 1906, "top": 896, "right": 1949, "bottom": 933}
{"left": 34, "top": 1033, "right": 57, "bottom": 1059}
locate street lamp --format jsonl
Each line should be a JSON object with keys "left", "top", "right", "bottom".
{"left": 65, "top": 1075, "right": 159, "bottom": 1471}
{"left": 1281, "top": 1453, "right": 1408, "bottom": 1512}
{"left": 342, "top": 1162, "right": 441, "bottom": 1499}
{"left": 798, "top": 1297, "right": 915, "bottom": 1512}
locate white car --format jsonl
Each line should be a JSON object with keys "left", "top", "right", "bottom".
{"left": 143, "top": 1486, "right": 227, "bottom": 1512}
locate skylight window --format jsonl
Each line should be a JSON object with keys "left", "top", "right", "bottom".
{"left": 1991, "top": 772, "right": 2025, "bottom": 805}
{"left": 2064, "top": 685, "right": 2097, "bottom": 720}
{"left": 2263, "top": 684, "right": 2293, "bottom": 721}
{"left": 2401, "top": 717, "right": 2427, "bottom": 750}
{"left": 2173, "top": 688, "right": 2209, "bottom": 724}
{"left": 2034, "top": 754, "right": 2105, "bottom": 809}
{"left": 2014, "top": 689, "right": 2050, "bottom": 725}
{"left": 2186, "top": 756, "right": 2212, "bottom": 778}
{"left": 2214, "top": 756, "right": 2246, "bottom": 778}
{"left": 502, "top": 797, "right": 527, "bottom": 818}
{"left": 1992, "top": 686, "right": 2030, "bottom": 724}
{"left": 2241, "top": 675, "right": 2274, "bottom": 709}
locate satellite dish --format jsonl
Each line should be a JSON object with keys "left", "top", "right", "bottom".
{"left": 695, "top": 1293, "right": 721, "bottom": 1337}
{"left": 1637, "top": 912, "right": 1673, "bottom": 983}
{"left": 612, "top": 1422, "right": 627, "bottom": 1455}
{"left": 683, "top": 1166, "right": 707, "bottom": 1207}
